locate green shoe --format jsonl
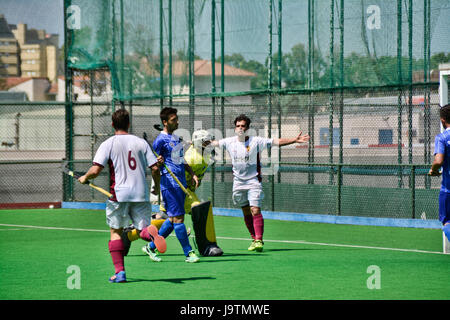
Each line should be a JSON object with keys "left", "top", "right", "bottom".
{"left": 249, "top": 240, "right": 264, "bottom": 252}
{"left": 254, "top": 240, "right": 264, "bottom": 252}
{"left": 142, "top": 245, "right": 162, "bottom": 262}
{"left": 185, "top": 250, "right": 200, "bottom": 263}
{"left": 248, "top": 240, "right": 257, "bottom": 251}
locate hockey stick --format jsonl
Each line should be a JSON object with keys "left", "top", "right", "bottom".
{"left": 62, "top": 162, "right": 113, "bottom": 198}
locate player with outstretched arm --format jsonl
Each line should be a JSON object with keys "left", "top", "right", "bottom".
{"left": 210, "top": 114, "right": 310, "bottom": 252}
{"left": 78, "top": 109, "right": 166, "bottom": 283}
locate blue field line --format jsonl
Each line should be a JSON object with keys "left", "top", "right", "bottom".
{"left": 61, "top": 202, "right": 442, "bottom": 229}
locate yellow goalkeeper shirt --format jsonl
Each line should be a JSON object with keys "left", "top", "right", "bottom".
{"left": 184, "top": 145, "right": 210, "bottom": 189}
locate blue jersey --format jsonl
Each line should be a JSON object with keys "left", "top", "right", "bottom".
{"left": 153, "top": 131, "right": 187, "bottom": 190}
{"left": 434, "top": 128, "right": 450, "bottom": 193}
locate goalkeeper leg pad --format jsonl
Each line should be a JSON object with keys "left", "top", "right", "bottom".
{"left": 191, "top": 201, "right": 223, "bottom": 256}
{"left": 204, "top": 244, "right": 223, "bottom": 256}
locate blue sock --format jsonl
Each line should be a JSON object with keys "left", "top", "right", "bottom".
{"left": 174, "top": 222, "right": 192, "bottom": 256}
{"left": 149, "top": 218, "right": 174, "bottom": 251}
{"left": 443, "top": 224, "right": 450, "bottom": 241}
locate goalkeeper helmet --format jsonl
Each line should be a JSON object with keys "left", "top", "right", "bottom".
{"left": 192, "top": 130, "right": 213, "bottom": 147}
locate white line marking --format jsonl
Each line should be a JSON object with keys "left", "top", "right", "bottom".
{"left": 218, "top": 237, "right": 446, "bottom": 255}
{"left": 0, "top": 224, "right": 445, "bottom": 255}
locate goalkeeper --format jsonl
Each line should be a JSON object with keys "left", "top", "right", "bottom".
{"left": 154, "top": 130, "right": 223, "bottom": 256}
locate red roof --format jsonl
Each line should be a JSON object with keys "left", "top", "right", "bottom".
{"left": 2, "top": 77, "right": 33, "bottom": 89}
{"left": 170, "top": 60, "right": 256, "bottom": 77}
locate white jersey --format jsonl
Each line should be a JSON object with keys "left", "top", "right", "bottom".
{"left": 93, "top": 134, "right": 158, "bottom": 202}
{"left": 219, "top": 136, "right": 273, "bottom": 190}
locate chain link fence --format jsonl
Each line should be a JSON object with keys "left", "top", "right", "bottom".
{"left": 1, "top": 0, "right": 449, "bottom": 221}
{"left": 0, "top": 78, "right": 445, "bottom": 219}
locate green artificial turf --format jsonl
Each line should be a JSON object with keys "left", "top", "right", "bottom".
{"left": 0, "top": 209, "right": 448, "bottom": 300}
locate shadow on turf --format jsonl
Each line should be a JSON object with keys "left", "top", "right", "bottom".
{"left": 126, "top": 276, "right": 215, "bottom": 284}
{"left": 218, "top": 248, "right": 316, "bottom": 256}
{"left": 264, "top": 248, "right": 319, "bottom": 252}
{"left": 127, "top": 253, "right": 247, "bottom": 263}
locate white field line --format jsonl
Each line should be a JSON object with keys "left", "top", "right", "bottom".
{"left": 217, "top": 236, "right": 446, "bottom": 255}
{"left": 0, "top": 223, "right": 446, "bottom": 255}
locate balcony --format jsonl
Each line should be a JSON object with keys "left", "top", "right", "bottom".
{"left": 21, "top": 63, "right": 43, "bottom": 72}
{"left": 0, "top": 45, "right": 19, "bottom": 54}
{"left": 0, "top": 65, "right": 19, "bottom": 76}
{"left": 21, "top": 52, "right": 41, "bottom": 60}
{"left": 0, "top": 56, "right": 19, "bottom": 64}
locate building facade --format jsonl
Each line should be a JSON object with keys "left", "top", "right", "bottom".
{"left": 0, "top": 15, "right": 59, "bottom": 83}
{"left": 0, "top": 15, "right": 20, "bottom": 77}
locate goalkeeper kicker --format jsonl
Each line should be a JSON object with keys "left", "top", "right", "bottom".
{"left": 156, "top": 130, "right": 223, "bottom": 256}
{"left": 122, "top": 130, "right": 223, "bottom": 257}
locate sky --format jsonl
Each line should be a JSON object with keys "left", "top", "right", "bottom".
{"left": 0, "top": 0, "right": 448, "bottom": 59}
{"left": 0, "top": 0, "right": 64, "bottom": 46}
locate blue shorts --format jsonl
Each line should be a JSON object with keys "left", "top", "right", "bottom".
{"left": 439, "top": 191, "right": 450, "bottom": 225}
{"left": 162, "top": 187, "right": 186, "bottom": 217}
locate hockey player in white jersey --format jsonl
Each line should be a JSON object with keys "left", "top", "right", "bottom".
{"left": 211, "top": 114, "right": 310, "bottom": 252}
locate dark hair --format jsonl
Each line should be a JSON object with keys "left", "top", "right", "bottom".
{"left": 440, "top": 104, "right": 450, "bottom": 124}
{"left": 160, "top": 107, "right": 178, "bottom": 123}
{"left": 112, "top": 109, "right": 129, "bottom": 131}
{"left": 234, "top": 114, "right": 251, "bottom": 129}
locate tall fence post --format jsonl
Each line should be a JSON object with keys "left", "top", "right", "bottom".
{"left": 159, "top": 0, "right": 164, "bottom": 108}
{"left": 397, "top": 0, "right": 403, "bottom": 189}
{"left": 411, "top": 165, "right": 416, "bottom": 219}
{"left": 63, "top": 0, "right": 74, "bottom": 202}
{"left": 328, "top": 0, "right": 335, "bottom": 186}
{"left": 188, "top": 0, "right": 195, "bottom": 133}
{"left": 336, "top": 163, "right": 342, "bottom": 215}
{"left": 268, "top": 0, "right": 275, "bottom": 211}
{"left": 220, "top": 0, "right": 225, "bottom": 183}
{"left": 211, "top": 0, "right": 216, "bottom": 207}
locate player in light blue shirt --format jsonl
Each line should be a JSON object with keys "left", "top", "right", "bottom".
{"left": 143, "top": 107, "right": 200, "bottom": 263}
{"left": 429, "top": 104, "right": 450, "bottom": 242}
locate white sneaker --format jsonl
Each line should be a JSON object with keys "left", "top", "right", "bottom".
{"left": 142, "top": 245, "right": 162, "bottom": 262}
{"left": 185, "top": 250, "right": 200, "bottom": 263}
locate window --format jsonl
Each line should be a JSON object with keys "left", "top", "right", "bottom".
{"left": 350, "top": 138, "right": 360, "bottom": 145}
{"left": 320, "top": 128, "right": 340, "bottom": 145}
{"left": 378, "top": 129, "right": 393, "bottom": 145}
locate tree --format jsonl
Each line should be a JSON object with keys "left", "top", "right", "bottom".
{"left": 430, "top": 52, "right": 450, "bottom": 70}
{"left": 219, "top": 53, "right": 268, "bottom": 90}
